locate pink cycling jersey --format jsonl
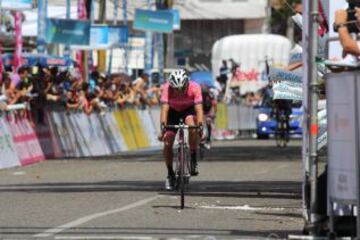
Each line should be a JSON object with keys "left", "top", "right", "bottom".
{"left": 160, "top": 81, "right": 203, "bottom": 112}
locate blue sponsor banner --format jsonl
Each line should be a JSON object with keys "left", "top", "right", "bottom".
{"left": 90, "top": 25, "right": 109, "bottom": 48}
{"left": 109, "top": 25, "right": 128, "bottom": 45}
{"left": 134, "top": 9, "right": 173, "bottom": 33}
{"left": 46, "top": 18, "right": 90, "bottom": 45}
{"left": 0, "top": 0, "right": 32, "bottom": 10}
{"left": 171, "top": 9, "right": 180, "bottom": 30}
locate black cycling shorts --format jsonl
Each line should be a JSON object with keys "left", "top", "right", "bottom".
{"left": 166, "top": 107, "right": 196, "bottom": 133}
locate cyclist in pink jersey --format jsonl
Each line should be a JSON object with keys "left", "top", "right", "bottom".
{"left": 159, "top": 69, "right": 204, "bottom": 191}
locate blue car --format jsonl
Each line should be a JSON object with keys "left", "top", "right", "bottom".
{"left": 256, "top": 103, "right": 303, "bottom": 139}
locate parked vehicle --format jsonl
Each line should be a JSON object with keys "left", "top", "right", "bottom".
{"left": 256, "top": 101, "right": 302, "bottom": 139}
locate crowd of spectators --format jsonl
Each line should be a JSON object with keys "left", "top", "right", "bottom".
{"left": 0, "top": 66, "right": 163, "bottom": 120}
{"left": 0, "top": 61, "right": 271, "bottom": 124}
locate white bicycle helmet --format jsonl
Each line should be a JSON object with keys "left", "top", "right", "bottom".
{"left": 169, "top": 69, "right": 189, "bottom": 89}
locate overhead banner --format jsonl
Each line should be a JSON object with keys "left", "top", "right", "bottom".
{"left": 134, "top": 9, "right": 174, "bottom": 33}
{"left": 170, "top": 9, "right": 181, "bottom": 30}
{"left": 72, "top": 25, "right": 128, "bottom": 50}
{"left": 109, "top": 25, "right": 129, "bottom": 45}
{"left": 46, "top": 18, "right": 91, "bottom": 45}
{"left": 0, "top": 0, "right": 32, "bottom": 10}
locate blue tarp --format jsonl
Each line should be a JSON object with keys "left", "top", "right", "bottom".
{"left": 190, "top": 71, "right": 214, "bottom": 88}
{"left": 2, "top": 53, "right": 74, "bottom": 68}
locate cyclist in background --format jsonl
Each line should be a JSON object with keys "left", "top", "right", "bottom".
{"left": 201, "top": 85, "right": 217, "bottom": 149}
{"left": 272, "top": 99, "right": 292, "bottom": 137}
{"left": 158, "top": 69, "right": 204, "bottom": 191}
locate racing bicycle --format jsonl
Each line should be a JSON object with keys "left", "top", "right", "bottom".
{"left": 165, "top": 119, "right": 199, "bottom": 209}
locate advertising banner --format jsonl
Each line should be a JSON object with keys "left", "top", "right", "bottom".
{"left": 0, "top": 0, "right": 32, "bottom": 10}
{"left": 113, "top": 110, "right": 137, "bottom": 151}
{"left": 171, "top": 9, "right": 181, "bottom": 30}
{"left": 46, "top": 18, "right": 91, "bottom": 45}
{"left": 99, "top": 112, "right": 127, "bottom": 153}
{"left": 327, "top": 72, "right": 357, "bottom": 203}
{"left": 90, "top": 25, "right": 109, "bottom": 49}
{"left": 215, "top": 103, "right": 229, "bottom": 130}
{"left": 49, "top": 111, "right": 77, "bottom": 157}
{"left": 127, "top": 109, "right": 150, "bottom": 149}
{"left": 109, "top": 25, "right": 129, "bottom": 45}
{"left": 35, "top": 112, "right": 63, "bottom": 159}
{"left": 0, "top": 118, "right": 20, "bottom": 169}
{"left": 136, "top": 109, "right": 160, "bottom": 147}
{"left": 134, "top": 9, "right": 174, "bottom": 33}
{"left": 6, "top": 116, "right": 44, "bottom": 166}
{"left": 72, "top": 25, "right": 128, "bottom": 50}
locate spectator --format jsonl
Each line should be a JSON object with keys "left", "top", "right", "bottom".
{"left": 132, "top": 73, "right": 149, "bottom": 106}
{"left": 334, "top": 8, "right": 360, "bottom": 57}
{"left": 219, "top": 60, "right": 229, "bottom": 86}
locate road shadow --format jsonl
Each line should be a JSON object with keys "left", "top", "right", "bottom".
{"left": 0, "top": 226, "right": 302, "bottom": 238}
{"left": 60, "top": 145, "right": 302, "bottom": 162}
{"left": 0, "top": 180, "right": 301, "bottom": 199}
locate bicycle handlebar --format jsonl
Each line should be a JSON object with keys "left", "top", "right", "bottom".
{"left": 165, "top": 124, "right": 200, "bottom": 130}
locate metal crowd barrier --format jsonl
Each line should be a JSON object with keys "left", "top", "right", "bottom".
{"left": 327, "top": 71, "right": 360, "bottom": 237}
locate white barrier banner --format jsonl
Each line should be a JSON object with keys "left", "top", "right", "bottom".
{"left": 0, "top": 117, "right": 20, "bottom": 168}
{"left": 50, "top": 111, "right": 77, "bottom": 157}
{"left": 88, "top": 114, "right": 112, "bottom": 156}
{"left": 149, "top": 108, "right": 161, "bottom": 135}
{"left": 100, "top": 112, "right": 127, "bottom": 153}
{"left": 137, "top": 109, "right": 161, "bottom": 147}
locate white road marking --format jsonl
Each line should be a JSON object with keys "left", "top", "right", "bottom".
{"left": 55, "top": 236, "right": 154, "bottom": 240}
{"left": 34, "top": 195, "right": 160, "bottom": 238}
{"left": 199, "top": 204, "right": 286, "bottom": 211}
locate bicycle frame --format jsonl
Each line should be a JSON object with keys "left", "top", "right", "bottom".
{"left": 165, "top": 119, "right": 198, "bottom": 209}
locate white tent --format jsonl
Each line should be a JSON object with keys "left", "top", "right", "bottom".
{"left": 211, "top": 34, "right": 292, "bottom": 94}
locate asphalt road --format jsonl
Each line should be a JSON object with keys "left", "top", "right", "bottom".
{"left": 0, "top": 139, "right": 304, "bottom": 240}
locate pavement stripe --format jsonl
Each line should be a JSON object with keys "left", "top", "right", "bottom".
{"left": 33, "top": 195, "right": 160, "bottom": 238}
{"left": 55, "top": 236, "right": 154, "bottom": 240}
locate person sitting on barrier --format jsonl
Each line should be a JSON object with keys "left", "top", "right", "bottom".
{"left": 158, "top": 69, "right": 204, "bottom": 191}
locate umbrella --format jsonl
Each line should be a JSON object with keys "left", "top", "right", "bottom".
{"left": 190, "top": 71, "right": 214, "bottom": 88}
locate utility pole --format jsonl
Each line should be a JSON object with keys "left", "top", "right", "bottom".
{"left": 64, "top": 0, "right": 71, "bottom": 58}
{"left": 308, "top": 0, "right": 320, "bottom": 234}
{"left": 98, "top": 0, "right": 107, "bottom": 73}
{"left": 144, "top": 0, "right": 153, "bottom": 77}
{"left": 122, "top": 0, "right": 128, "bottom": 74}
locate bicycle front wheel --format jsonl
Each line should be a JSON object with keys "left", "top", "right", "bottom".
{"left": 179, "top": 144, "right": 185, "bottom": 209}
